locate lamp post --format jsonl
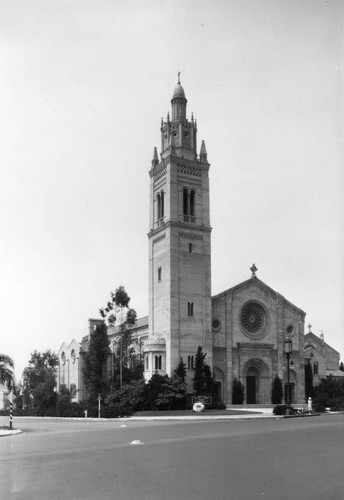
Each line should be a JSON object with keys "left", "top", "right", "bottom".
{"left": 284, "top": 336, "right": 292, "bottom": 415}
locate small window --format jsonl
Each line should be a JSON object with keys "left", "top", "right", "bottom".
{"left": 313, "top": 362, "right": 319, "bottom": 375}
{"left": 189, "top": 243, "right": 193, "bottom": 253}
{"left": 145, "top": 356, "right": 149, "bottom": 370}
{"left": 188, "top": 302, "right": 194, "bottom": 317}
{"left": 158, "top": 266, "right": 162, "bottom": 282}
{"left": 188, "top": 355, "right": 194, "bottom": 370}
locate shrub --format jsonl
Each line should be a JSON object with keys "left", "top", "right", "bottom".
{"left": 271, "top": 375, "right": 283, "bottom": 404}
{"left": 232, "top": 378, "right": 244, "bottom": 404}
{"left": 273, "top": 404, "right": 296, "bottom": 415}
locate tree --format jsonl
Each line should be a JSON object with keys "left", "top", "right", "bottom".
{"left": 271, "top": 375, "right": 283, "bottom": 404}
{"left": 232, "top": 378, "right": 244, "bottom": 404}
{"left": 305, "top": 361, "right": 314, "bottom": 400}
{"left": 174, "top": 357, "right": 187, "bottom": 382}
{"left": 22, "top": 350, "right": 58, "bottom": 410}
{"left": 0, "top": 354, "right": 15, "bottom": 391}
{"left": 192, "top": 346, "right": 213, "bottom": 394}
{"left": 82, "top": 322, "right": 110, "bottom": 401}
{"left": 339, "top": 362, "right": 344, "bottom": 372}
{"left": 141, "top": 373, "right": 187, "bottom": 411}
{"left": 100, "top": 285, "right": 137, "bottom": 387}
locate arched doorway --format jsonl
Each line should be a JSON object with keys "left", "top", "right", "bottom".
{"left": 246, "top": 367, "right": 259, "bottom": 404}
{"left": 213, "top": 367, "right": 225, "bottom": 402}
{"left": 243, "top": 358, "right": 270, "bottom": 405}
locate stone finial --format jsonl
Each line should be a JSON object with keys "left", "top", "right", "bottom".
{"left": 199, "top": 140, "right": 208, "bottom": 162}
{"left": 152, "top": 147, "right": 159, "bottom": 167}
{"left": 250, "top": 263, "right": 258, "bottom": 277}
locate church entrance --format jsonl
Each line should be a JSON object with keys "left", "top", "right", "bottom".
{"left": 246, "top": 370, "right": 258, "bottom": 404}
{"left": 243, "top": 358, "right": 270, "bottom": 405}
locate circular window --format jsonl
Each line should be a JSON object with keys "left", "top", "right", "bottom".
{"left": 212, "top": 319, "right": 221, "bottom": 332}
{"left": 286, "top": 324, "right": 294, "bottom": 335}
{"left": 240, "top": 301, "right": 268, "bottom": 340}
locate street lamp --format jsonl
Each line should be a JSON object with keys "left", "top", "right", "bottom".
{"left": 284, "top": 336, "right": 292, "bottom": 415}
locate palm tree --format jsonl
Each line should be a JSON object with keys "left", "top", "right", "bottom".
{"left": 0, "top": 354, "right": 15, "bottom": 390}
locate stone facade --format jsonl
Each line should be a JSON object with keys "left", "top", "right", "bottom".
{"left": 304, "top": 329, "right": 344, "bottom": 385}
{"left": 212, "top": 276, "right": 306, "bottom": 404}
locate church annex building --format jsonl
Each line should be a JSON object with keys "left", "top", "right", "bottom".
{"left": 57, "top": 78, "right": 340, "bottom": 406}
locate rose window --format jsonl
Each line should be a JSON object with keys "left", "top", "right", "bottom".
{"left": 240, "top": 302, "right": 268, "bottom": 339}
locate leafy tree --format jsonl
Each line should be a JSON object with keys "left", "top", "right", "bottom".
{"left": 312, "top": 375, "right": 344, "bottom": 411}
{"left": 174, "top": 357, "right": 187, "bottom": 382}
{"left": 192, "top": 346, "right": 213, "bottom": 394}
{"left": 83, "top": 322, "right": 111, "bottom": 401}
{"left": 141, "top": 373, "right": 187, "bottom": 411}
{"left": 105, "top": 380, "right": 145, "bottom": 415}
{"left": 100, "top": 285, "right": 137, "bottom": 387}
{"left": 271, "top": 375, "right": 283, "bottom": 404}
{"left": 232, "top": 378, "right": 244, "bottom": 404}
{"left": 57, "top": 384, "right": 72, "bottom": 416}
{"left": 0, "top": 354, "right": 15, "bottom": 391}
{"left": 305, "top": 361, "right": 314, "bottom": 400}
{"left": 339, "top": 362, "right": 344, "bottom": 372}
{"left": 22, "top": 350, "right": 58, "bottom": 410}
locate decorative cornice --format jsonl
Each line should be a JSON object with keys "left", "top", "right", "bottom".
{"left": 178, "top": 231, "right": 203, "bottom": 240}
{"left": 177, "top": 164, "right": 202, "bottom": 177}
{"left": 237, "top": 342, "right": 274, "bottom": 350}
{"left": 154, "top": 167, "right": 167, "bottom": 181}
{"left": 234, "top": 285, "right": 276, "bottom": 305}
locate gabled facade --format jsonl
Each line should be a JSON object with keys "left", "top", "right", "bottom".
{"left": 57, "top": 338, "right": 85, "bottom": 402}
{"left": 212, "top": 272, "right": 306, "bottom": 404}
{"left": 304, "top": 329, "right": 344, "bottom": 384}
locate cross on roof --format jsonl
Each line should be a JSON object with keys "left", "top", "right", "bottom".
{"left": 250, "top": 263, "right": 258, "bottom": 277}
{"left": 307, "top": 323, "right": 312, "bottom": 332}
{"left": 177, "top": 71, "right": 181, "bottom": 84}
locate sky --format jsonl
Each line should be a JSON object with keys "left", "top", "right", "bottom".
{"left": 1, "top": 0, "right": 343, "bottom": 380}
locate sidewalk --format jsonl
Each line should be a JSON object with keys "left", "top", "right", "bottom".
{"left": 0, "top": 408, "right": 276, "bottom": 435}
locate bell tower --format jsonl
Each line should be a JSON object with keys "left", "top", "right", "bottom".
{"left": 145, "top": 75, "right": 212, "bottom": 385}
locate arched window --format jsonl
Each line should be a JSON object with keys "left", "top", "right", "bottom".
{"left": 157, "top": 191, "right": 165, "bottom": 224}
{"left": 188, "top": 302, "right": 194, "bottom": 317}
{"left": 183, "top": 188, "right": 188, "bottom": 220}
{"left": 155, "top": 355, "right": 162, "bottom": 371}
{"left": 158, "top": 266, "right": 162, "bottom": 282}
{"left": 145, "top": 356, "right": 149, "bottom": 370}
{"left": 182, "top": 188, "right": 196, "bottom": 223}
{"left": 190, "top": 190, "right": 195, "bottom": 222}
{"left": 313, "top": 362, "right": 319, "bottom": 375}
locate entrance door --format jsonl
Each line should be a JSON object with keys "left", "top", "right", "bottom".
{"left": 246, "top": 375, "right": 256, "bottom": 404}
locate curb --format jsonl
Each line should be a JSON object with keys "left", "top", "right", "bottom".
{"left": 0, "top": 429, "right": 23, "bottom": 437}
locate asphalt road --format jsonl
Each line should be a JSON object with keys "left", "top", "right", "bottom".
{"left": 0, "top": 415, "right": 343, "bottom": 500}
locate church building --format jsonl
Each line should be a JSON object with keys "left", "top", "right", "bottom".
{"left": 57, "top": 77, "right": 314, "bottom": 405}
{"left": 142, "top": 76, "right": 306, "bottom": 404}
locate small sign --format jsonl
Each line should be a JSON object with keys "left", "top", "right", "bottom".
{"left": 192, "top": 395, "right": 212, "bottom": 405}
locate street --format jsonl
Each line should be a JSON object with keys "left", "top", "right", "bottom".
{"left": 0, "top": 415, "right": 343, "bottom": 500}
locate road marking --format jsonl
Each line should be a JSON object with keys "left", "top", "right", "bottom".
{"left": 130, "top": 440, "right": 143, "bottom": 445}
